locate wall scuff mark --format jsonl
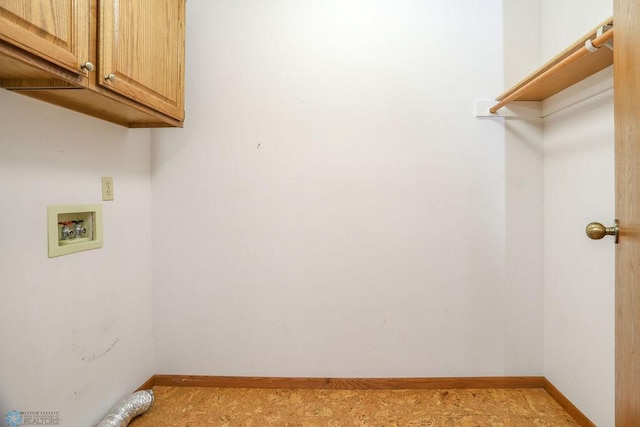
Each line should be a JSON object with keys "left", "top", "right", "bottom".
{"left": 81, "top": 338, "right": 121, "bottom": 362}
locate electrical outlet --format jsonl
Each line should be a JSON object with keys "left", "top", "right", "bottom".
{"left": 102, "top": 177, "right": 114, "bottom": 201}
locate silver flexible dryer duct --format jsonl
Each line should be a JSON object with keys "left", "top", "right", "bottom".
{"left": 95, "top": 390, "right": 154, "bottom": 427}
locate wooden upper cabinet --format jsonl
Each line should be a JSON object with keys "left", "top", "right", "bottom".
{"left": 0, "top": 0, "right": 185, "bottom": 127}
{"left": 0, "top": 0, "right": 89, "bottom": 76}
{"left": 99, "top": 0, "right": 185, "bottom": 120}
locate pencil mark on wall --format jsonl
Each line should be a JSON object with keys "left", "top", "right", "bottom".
{"left": 70, "top": 384, "right": 91, "bottom": 401}
{"left": 81, "top": 338, "right": 121, "bottom": 363}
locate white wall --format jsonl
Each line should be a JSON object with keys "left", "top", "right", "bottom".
{"left": 541, "top": 1, "right": 615, "bottom": 425}
{"left": 502, "top": 0, "right": 544, "bottom": 375}
{"left": 151, "top": 0, "right": 542, "bottom": 378}
{"left": 0, "top": 90, "right": 154, "bottom": 427}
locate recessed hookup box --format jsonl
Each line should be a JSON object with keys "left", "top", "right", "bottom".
{"left": 47, "top": 204, "right": 103, "bottom": 257}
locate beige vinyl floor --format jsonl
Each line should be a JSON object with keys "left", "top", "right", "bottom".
{"left": 128, "top": 386, "right": 579, "bottom": 426}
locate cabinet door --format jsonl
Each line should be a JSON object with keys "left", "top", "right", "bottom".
{"left": 0, "top": 0, "right": 90, "bottom": 75}
{"left": 99, "top": 0, "right": 185, "bottom": 120}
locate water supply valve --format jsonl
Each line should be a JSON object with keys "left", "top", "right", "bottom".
{"left": 58, "top": 221, "right": 74, "bottom": 240}
{"left": 73, "top": 220, "right": 87, "bottom": 239}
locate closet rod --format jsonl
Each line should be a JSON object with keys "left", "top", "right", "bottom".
{"left": 489, "top": 28, "right": 614, "bottom": 114}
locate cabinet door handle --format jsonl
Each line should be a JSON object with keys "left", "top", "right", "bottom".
{"left": 81, "top": 61, "right": 94, "bottom": 72}
{"left": 105, "top": 73, "right": 116, "bottom": 82}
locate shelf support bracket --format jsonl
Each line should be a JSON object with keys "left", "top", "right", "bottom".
{"left": 587, "top": 25, "right": 613, "bottom": 51}
{"left": 475, "top": 100, "right": 542, "bottom": 119}
{"left": 599, "top": 25, "right": 614, "bottom": 50}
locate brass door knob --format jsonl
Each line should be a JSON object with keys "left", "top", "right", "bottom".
{"left": 586, "top": 220, "right": 619, "bottom": 243}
